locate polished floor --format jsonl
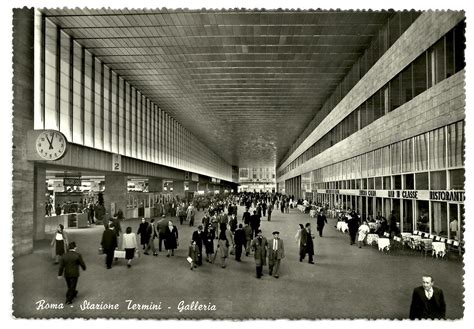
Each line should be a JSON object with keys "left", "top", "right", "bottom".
{"left": 13, "top": 206, "right": 464, "bottom": 319}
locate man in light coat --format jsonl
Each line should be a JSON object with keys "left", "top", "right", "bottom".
{"left": 268, "top": 231, "right": 285, "bottom": 278}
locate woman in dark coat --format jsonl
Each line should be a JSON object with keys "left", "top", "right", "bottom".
{"left": 137, "top": 218, "right": 150, "bottom": 250}
{"left": 203, "top": 224, "right": 215, "bottom": 263}
{"left": 164, "top": 220, "right": 179, "bottom": 257}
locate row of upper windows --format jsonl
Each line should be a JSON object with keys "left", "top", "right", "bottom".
{"left": 278, "top": 21, "right": 466, "bottom": 178}
{"left": 280, "top": 11, "right": 422, "bottom": 164}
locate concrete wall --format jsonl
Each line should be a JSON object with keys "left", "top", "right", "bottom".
{"left": 12, "top": 9, "right": 35, "bottom": 256}
{"left": 278, "top": 70, "right": 465, "bottom": 181}
{"left": 277, "top": 11, "right": 465, "bottom": 173}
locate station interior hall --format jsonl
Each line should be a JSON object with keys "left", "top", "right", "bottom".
{"left": 10, "top": 7, "right": 468, "bottom": 320}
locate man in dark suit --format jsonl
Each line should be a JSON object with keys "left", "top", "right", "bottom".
{"left": 409, "top": 275, "right": 446, "bottom": 319}
{"left": 192, "top": 225, "right": 204, "bottom": 265}
{"left": 233, "top": 224, "right": 246, "bottom": 262}
{"left": 249, "top": 211, "right": 261, "bottom": 238}
{"left": 316, "top": 210, "right": 328, "bottom": 237}
{"left": 101, "top": 222, "right": 118, "bottom": 269}
{"left": 268, "top": 231, "right": 285, "bottom": 278}
{"left": 242, "top": 207, "right": 251, "bottom": 225}
{"left": 145, "top": 218, "right": 159, "bottom": 256}
{"left": 57, "top": 242, "right": 86, "bottom": 305}
{"left": 300, "top": 223, "right": 315, "bottom": 264}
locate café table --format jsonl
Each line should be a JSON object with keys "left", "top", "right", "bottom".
{"left": 366, "top": 234, "right": 378, "bottom": 246}
{"left": 432, "top": 242, "right": 446, "bottom": 258}
{"left": 336, "top": 222, "right": 348, "bottom": 233}
{"left": 378, "top": 238, "right": 390, "bottom": 252}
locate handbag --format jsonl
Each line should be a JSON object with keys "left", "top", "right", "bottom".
{"left": 98, "top": 247, "right": 103, "bottom": 255}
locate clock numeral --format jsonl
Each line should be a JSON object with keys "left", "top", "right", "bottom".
{"left": 37, "top": 143, "right": 41, "bottom": 147}
{"left": 59, "top": 138, "right": 63, "bottom": 143}
{"left": 60, "top": 143, "right": 64, "bottom": 148}
{"left": 49, "top": 154, "right": 52, "bottom": 158}
{"left": 40, "top": 149, "right": 43, "bottom": 153}
{"left": 40, "top": 138, "right": 45, "bottom": 142}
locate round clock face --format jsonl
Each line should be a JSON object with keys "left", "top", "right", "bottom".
{"left": 36, "top": 130, "right": 67, "bottom": 160}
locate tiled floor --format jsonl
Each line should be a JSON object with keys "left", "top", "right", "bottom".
{"left": 12, "top": 206, "right": 464, "bottom": 319}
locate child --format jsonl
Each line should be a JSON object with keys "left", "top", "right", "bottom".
{"left": 188, "top": 240, "right": 198, "bottom": 270}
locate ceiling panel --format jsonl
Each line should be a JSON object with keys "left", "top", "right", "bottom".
{"left": 41, "top": 8, "right": 393, "bottom": 168}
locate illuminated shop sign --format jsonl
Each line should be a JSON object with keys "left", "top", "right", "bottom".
{"left": 325, "top": 189, "right": 340, "bottom": 194}
{"left": 359, "top": 190, "right": 376, "bottom": 196}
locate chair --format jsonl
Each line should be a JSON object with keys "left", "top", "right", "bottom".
{"left": 421, "top": 240, "right": 433, "bottom": 257}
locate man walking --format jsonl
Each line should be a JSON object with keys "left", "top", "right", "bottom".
{"left": 57, "top": 241, "right": 86, "bottom": 304}
{"left": 101, "top": 222, "right": 118, "bottom": 269}
{"left": 316, "top": 210, "right": 328, "bottom": 237}
{"left": 192, "top": 225, "right": 204, "bottom": 266}
{"left": 145, "top": 218, "right": 158, "bottom": 256}
{"left": 409, "top": 275, "right": 446, "bottom": 319}
{"left": 300, "top": 223, "right": 315, "bottom": 264}
{"left": 233, "top": 224, "right": 246, "bottom": 262}
{"left": 251, "top": 229, "right": 268, "bottom": 278}
{"left": 268, "top": 231, "right": 285, "bottom": 278}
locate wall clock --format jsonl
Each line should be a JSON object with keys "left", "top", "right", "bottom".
{"left": 35, "top": 130, "right": 67, "bottom": 160}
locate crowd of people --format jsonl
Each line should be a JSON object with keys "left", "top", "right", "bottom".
{"left": 51, "top": 191, "right": 448, "bottom": 318}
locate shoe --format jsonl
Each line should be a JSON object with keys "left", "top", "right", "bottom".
{"left": 153, "top": 253, "right": 158, "bottom": 256}
{"left": 269, "top": 271, "right": 273, "bottom": 276}
{"left": 127, "top": 264, "right": 131, "bottom": 268}
{"left": 65, "top": 301, "right": 72, "bottom": 305}
{"left": 309, "top": 261, "right": 315, "bottom": 264}
{"left": 144, "top": 252, "right": 149, "bottom": 255}
{"left": 221, "top": 265, "right": 226, "bottom": 268}
{"left": 194, "top": 265, "right": 197, "bottom": 268}
{"left": 359, "top": 246, "right": 361, "bottom": 248}
{"left": 166, "top": 254, "right": 170, "bottom": 257}
{"left": 274, "top": 275, "right": 279, "bottom": 278}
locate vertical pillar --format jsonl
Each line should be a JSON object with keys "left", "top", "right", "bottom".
{"left": 33, "top": 166, "right": 47, "bottom": 240}
{"left": 148, "top": 178, "right": 163, "bottom": 192}
{"left": 105, "top": 173, "right": 128, "bottom": 218}
{"left": 12, "top": 8, "right": 35, "bottom": 256}
{"left": 188, "top": 181, "right": 198, "bottom": 192}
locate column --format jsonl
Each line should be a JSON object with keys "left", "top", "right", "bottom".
{"left": 105, "top": 173, "right": 128, "bottom": 218}
{"left": 33, "top": 166, "right": 47, "bottom": 240}
{"left": 12, "top": 8, "right": 35, "bottom": 256}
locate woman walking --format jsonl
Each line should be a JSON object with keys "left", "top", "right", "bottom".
{"left": 164, "top": 220, "right": 179, "bottom": 257}
{"left": 204, "top": 224, "right": 215, "bottom": 263}
{"left": 122, "top": 226, "right": 138, "bottom": 267}
{"left": 51, "top": 224, "right": 69, "bottom": 264}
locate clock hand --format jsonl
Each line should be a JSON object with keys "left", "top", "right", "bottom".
{"left": 45, "top": 135, "right": 52, "bottom": 146}
{"left": 49, "top": 133, "right": 55, "bottom": 149}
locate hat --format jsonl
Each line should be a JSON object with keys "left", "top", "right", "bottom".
{"left": 272, "top": 231, "right": 280, "bottom": 235}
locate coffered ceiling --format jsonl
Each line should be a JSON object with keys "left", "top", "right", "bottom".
{"left": 41, "top": 8, "right": 393, "bottom": 169}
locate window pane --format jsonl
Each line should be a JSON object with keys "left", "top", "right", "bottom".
{"left": 429, "top": 127, "right": 446, "bottom": 170}
{"left": 454, "top": 21, "right": 466, "bottom": 72}
{"left": 416, "top": 200, "right": 429, "bottom": 232}
{"left": 83, "top": 50, "right": 93, "bottom": 147}
{"left": 431, "top": 202, "right": 448, "bottom": 237}
{"left": 44, "top": 20, "right": 58, "bottom": 130}
{"left": 405, "top": 173, "right": 414, "bottom": 190}
{"left": 93, "top": 58, "right": 103, "bottom": 149}
{"left": 413, "top": 53, "right": 427, "bottom": 97}
{"left": 110, "top": 72, "right": 118, "bottom": 153}
{"left": 72, "top": 41, "right": 83, "bottom": 144}
{"left": 103, "top": 66, "right": 110, "bottom": 151}
{"left": 402, "top": 139, "right": 413, "bottom": 172}
{"left": 59, "top": 30, "right": 71, "bottom": 141}
{"left": 389, "top": 74, "right": 401, "bottom": 111}
{"left": 447, "top": 121, "right": 465, "bottom": 167}
{"left": 449, "top": 169, "right": 464, "bottom": 190}
{"left": 430, "top": 170, "right": 447, "bottom": 190}
{"left": 391, "top": 143, "right": 401, "bottom": 174}
{"left": 415, "top": 172, "right": 428, "bottom": 190}
{"left": 400, "top": 65, "right": 413, "bottom": 104}
{"left": 414, "top": 132, "right": 429, "bottom": 171}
